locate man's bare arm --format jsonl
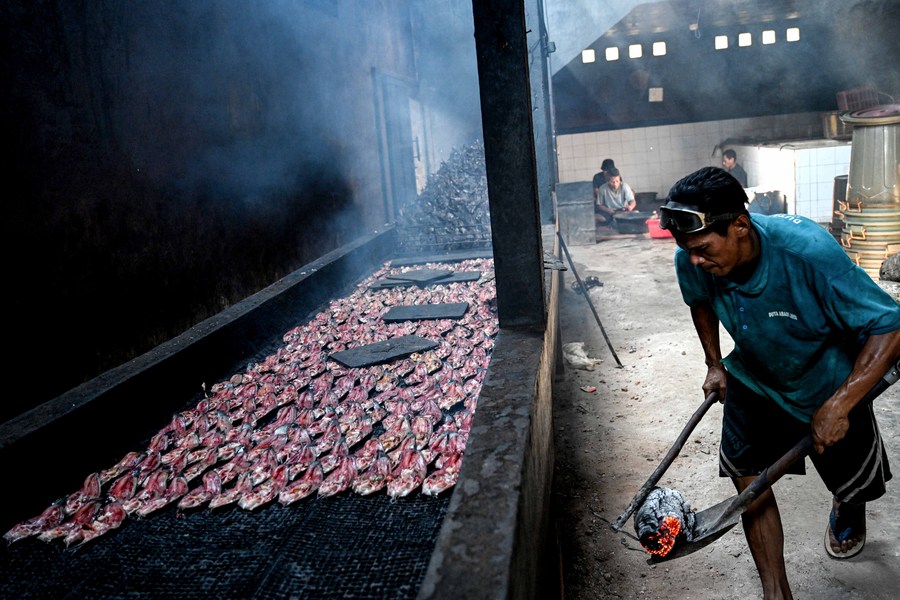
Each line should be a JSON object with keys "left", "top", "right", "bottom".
{"left": 690, "top": 303, "right": 727, "bottom": 399}
{"left": 812, "top": 328, "right": 900, "bottom": 453}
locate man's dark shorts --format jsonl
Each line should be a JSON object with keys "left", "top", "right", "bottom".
{"left": 719, "top": 373, "right": 892, "bottom": 503}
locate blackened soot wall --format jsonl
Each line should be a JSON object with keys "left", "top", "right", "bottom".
{"left": 1, "top": 1, "right": 434, "bottom": 421}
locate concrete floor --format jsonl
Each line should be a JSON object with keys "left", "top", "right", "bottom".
{"left": 553, "top": 233, "right": 900, "bottom": 599}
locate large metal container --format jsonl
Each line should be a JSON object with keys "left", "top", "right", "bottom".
{"left": 841, "top": 104, "right": 900, "bottom": 206}
{"left": 634, "top": 191, "right": 660, "bottom": 212}
{"left": 556, "top": 182, "right": 596, "bottom": 246}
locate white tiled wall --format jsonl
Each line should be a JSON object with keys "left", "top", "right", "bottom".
{"left": 556, "top": 111, "right": 824, "bottom": 201}
{"left": 730, "top": 141, "right": 851, "bottom": 222}
{"left": 795, "top": 144, "right": 852, "bottom": 222}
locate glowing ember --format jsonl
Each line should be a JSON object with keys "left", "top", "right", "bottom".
{"left": 634, "top": 486, "right": 696, "bottom": 557}
{"left": 640, "top": 515, "right": 682, "bottom": 556}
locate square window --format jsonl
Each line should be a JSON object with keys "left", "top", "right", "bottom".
{"left": 652, "top": 41, "right": 666, "bottom": 56}
{"left": 715, "top": 35, "right": 728, "bottom": 50}
{"left": 581, "top": 49, "right": 596, "bottom": 63}
{"left": 786, "top": 27, "right": 800, "bottom": 42}
{"left": 629, "top": 44, "right": 643, "bottom": 59}
{"left": 605, "top": 47, "right": 619, "bottom": 61}
{"left": 738, "top": 32, "right": 752, "bottom": 47}
{"left": 762, "top": 30, "right": 776, "bottom": 44}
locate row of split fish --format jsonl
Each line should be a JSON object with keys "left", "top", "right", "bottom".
{"left": 4, "top": 258, "right": 499, "bottom": 549}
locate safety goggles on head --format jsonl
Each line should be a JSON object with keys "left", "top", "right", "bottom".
{"left": 658, "top": 205, "right": 743, "bottom": 234}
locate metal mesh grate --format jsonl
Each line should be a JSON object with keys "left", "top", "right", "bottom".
{"left": 395, "top": 224, "right": 492, "bottom": 256}
{"left": 0, "top": 494, "right": 449, "bottom": 598}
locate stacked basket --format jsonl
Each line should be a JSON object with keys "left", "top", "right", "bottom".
{"left": 839, "top": 202, "right": 900, "bottom": 278}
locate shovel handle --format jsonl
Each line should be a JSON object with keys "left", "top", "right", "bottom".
{"left": 611, "top": 391, "right": 720, "bottom": 531}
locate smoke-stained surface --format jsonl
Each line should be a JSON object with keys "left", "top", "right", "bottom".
{"left": 112, "top": 2, "right": 397, "bottom": 203}
{"left": 409, "top": 2, "right": 484, "bottom": 169}
{"left": 545, "top": 0, "right": 643, "bottom": 75}
{"left": 551, "top": 0, "right": 900, "bottom": 131}
{"left": 1, "top": 0, "right": 484, "bottom": 421}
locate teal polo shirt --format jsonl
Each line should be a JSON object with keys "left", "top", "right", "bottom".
{"left": 675, "top": 213, "right": 900, "bottom": 422}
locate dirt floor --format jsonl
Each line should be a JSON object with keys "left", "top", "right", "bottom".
{"left": 552, "top": 229, "right": 900, "bottom": 599}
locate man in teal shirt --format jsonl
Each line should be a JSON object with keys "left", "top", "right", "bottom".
{"left": 661, "top": 167, "right": 900, "bottom": 600}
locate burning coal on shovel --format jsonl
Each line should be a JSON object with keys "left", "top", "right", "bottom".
{"left": 633, "top": 486, "right": 696, "bottom": 558}
{"left": 610, "top": 389, "right": 808, "bottom": 564}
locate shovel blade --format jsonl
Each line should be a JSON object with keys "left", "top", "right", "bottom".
{"left": 646, "top": 495, "right": 743, "bottom": 564}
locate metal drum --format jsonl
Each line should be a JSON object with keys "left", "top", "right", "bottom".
{"left": 840, "top": 104, "right": 900, "bottom": 206}
{"left": 838, "top": 105, "right": 900, "bottom": 277}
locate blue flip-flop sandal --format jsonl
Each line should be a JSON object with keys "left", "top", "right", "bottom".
{"left": 824, "top": 503, "right": 866, "bottom": 559}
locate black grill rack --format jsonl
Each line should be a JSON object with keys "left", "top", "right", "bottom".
{"left": 0, "top": 493, "right": 450, "bottom": 599}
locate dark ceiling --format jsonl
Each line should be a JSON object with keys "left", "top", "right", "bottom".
{"left": 605, "top": 0, "right": 801, "bottom": 37}
{"left": 552, "top": 0, "right": 900, "bottom": 132}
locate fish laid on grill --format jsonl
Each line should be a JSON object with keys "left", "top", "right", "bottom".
{"left": 318, "top": 456, "right": 358, "bottom": 498}
{"left": 319, "top": 439, "right": 350, "bottom": 474}
{"left": 107, "top": 471, "right": 139, "bottom": 502}
{"left": 6, "top": 258, "right": 497, "bottom": 547}
{"left": 209, "top": 471, "right": 254, "bottom": 510}
{"left": 64, "top": 473, "right": 102, "bottom": 515}
{"left": 3, "top": 502, "right": 65, "bottom": 544}
{"left": 178, "top": 470, "right": 224, "bottom": 511}
{"left": 134, "top": 476, "right": 188, "bottom": 518}
{"left": 37, "top": 500, "right": 100, "bottom": 543}
{"left": 422, "top": 452, "right": 463, "bottom": 497}
{"left": 387, "top": 449, "right": 428, "bottom": 500}
{"left": 351, "top": 451, "right": 393, "bottom": 496}
{"left": 122, "top": 468, "right": 169, "bottom": 515}
{"left": 65, "top": 501, "right": 127, "bottom": 549}
{"left": 239, "top": 465, "right": 288, "bottom": 511}
{"left": 278, "top": 461, "right": 324, "bottom": 505}
{"left": 352, "top": 439, "right": 384, "bottom": 472}
{"left": 99, "top": 451, "right": 144, "bottom": 484}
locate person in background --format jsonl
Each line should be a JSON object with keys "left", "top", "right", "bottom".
{"left": 722, "top": 149, "right": 749, "bottom": 187}
{"left": 660, "top": 166, "right": 900, "bottom": 600}
{"left": 592, "top": 158, "right": 616, "bottom": 202}
{"left": 594, "top": 167, "right": 636, "bottom": 227}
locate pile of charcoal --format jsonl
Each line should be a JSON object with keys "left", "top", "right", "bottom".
{"left": 397, "top": 140, "right": 491, "bottom": 254}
